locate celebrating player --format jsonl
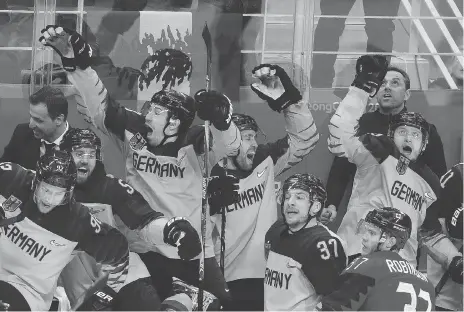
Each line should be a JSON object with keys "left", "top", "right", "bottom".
{"left": 328, "top": 54, "right": 441, "bottom": 265}
{"left": 264, "top": 174, "right": 347, "bottom": 311}
{"left": 421, "top": 163, "right": 463, "bottom": 311}
{"left": 318, "top": 207, "right": 435, "bottom": 311}
{"left": 59, "top": 128, "right": 204, "bottom": 310}
{"left": 0, "top": 151, "right": 129, "bottom": 311}
{"left": 208, "top": 64, "right": 319, "bottom": 310}
{"left": 39, "top": 25, "right": 240, "bottom": 302}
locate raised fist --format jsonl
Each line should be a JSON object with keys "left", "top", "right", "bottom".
{"left": 39, "top": 25, "right": 94, "bottom": 72}
{"left": 250, "top": 64, "right": 302, "bottom": 113}
{"left": 351, "top": 55, "right": 389, "bottom": 97}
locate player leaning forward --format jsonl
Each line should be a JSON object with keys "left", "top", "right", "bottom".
{"left": 0, "top": 151, "right": 129, "bottom": 311}
{"left": 209, "top": 64, "right": 319, "bottom": 310}
{"left": 328, "top": 54, "right": 441, "bottom": 266}
{"left": 40, "top": 25, "right": 240, "bottom": 301}
{"left": 59, "top": 128, "right": 202, "bottom": 311}
{"left": 264, "top": 174, "right": 347, "bottom": 311}
{"left": 318, "top": 207, "right": 435, "bottom": 311}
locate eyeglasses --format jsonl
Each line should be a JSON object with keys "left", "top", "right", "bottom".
{"left": 146, "top": 103, "right": 169, "bottom": 116}
{"left": 396, "top": 129, "right": 422, "bottom": 140}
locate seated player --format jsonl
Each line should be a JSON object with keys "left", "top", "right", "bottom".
{"left": 318, "top": 207, "right": 435, "bottom": 311}
{"left": 264, "top": 173, "right": 347, "bottom": 311}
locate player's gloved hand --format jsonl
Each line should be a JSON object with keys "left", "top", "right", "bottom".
{"left": 449, "top": 256, "right": 463, "bottom": 284}
{"left": 208, "top": 174, "right": 240, "bottom": 215}
{"left": 164, "top": 217, "right": 202, "bottom": 260}
{"left": 194, "top": 90, "right": 233, "bottom": 131}
{"left": 319, "top": 205, "right": 337, "bottom": 224}
{"left": 89, "top": 285, "right": 116, "bottom": 311}
{"left": 351, "top": 55, "right": 389, "bottom": 97}
{"left": 39, "top": 25, "right": 94, "bottom": 72}
{"left": 250, "top": 64, "right": 302, "bottom": 113}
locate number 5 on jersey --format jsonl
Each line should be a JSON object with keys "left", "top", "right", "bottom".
{"left": 317, "top": 238, "right": 339, "bottom": 260}
{"left": 90, "top": 215, "right": 102, "bottom": 234}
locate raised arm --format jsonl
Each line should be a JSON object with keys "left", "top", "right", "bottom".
{"left": 39, "top": 25, "right": 147, "bottom": 151}
{"left": 250, "top": 64, "right": 319, "bottom": 176}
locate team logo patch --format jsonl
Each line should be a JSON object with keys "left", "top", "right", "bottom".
{"left": 129, "top": 133, "right": 147, "bottom": 151}
{"left": 2, "top": 195, "right": 22, "bottom": 212}
{"left": 396, "top": 155, "right": 410, "bottom": 175}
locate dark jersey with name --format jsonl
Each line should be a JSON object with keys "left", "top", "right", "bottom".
{"left": 319, "top": 251, "right": 435, "bottom": 311}
{"left": 264, "top": 219, "right": 347, "bottom": 310}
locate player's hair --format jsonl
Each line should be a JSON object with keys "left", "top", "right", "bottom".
{"left": 29, "top": 85, "right": 69, "bottom": 121}
{"left": 387, "top": 66, "right": 411, "bottom": 90}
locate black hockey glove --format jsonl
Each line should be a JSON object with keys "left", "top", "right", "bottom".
{"left": 208, "top": 174, "right": 240, "bottom": 215}
{"left": 39, "top": 25, "right": 94, "bottom": 72}
{"left": 194, "top": 90, "right": 233, "bottom": 131}
{"left": 250, "top": 64, "right": 302, "bottom": 113}
{"left": 449, "top": 256, "right": 463, "bottom": 284}
{"left": 89, "top": 285, "right": 116, "bottom": 311}
{"left": 164, "top": 217, "right": 202, "bottom": 260}
{"left": 351, "top": 55, "right": 389, "bottom": 97}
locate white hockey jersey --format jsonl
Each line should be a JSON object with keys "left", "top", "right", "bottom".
{"left": 68, "top": 68, "right": 240, "bottom": 259}
{"left": 328, "top": 87, "right": 441, "bottom": 266}
{"left": 211, "top": 99, "right": 319, "bottom": 282}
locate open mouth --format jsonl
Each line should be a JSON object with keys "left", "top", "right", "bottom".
{"left": 383, "top": 94, "right": 392, "bottom": 99}
{"left": 77, "top": 167, "right": 88, "bottom": 175}
{"left": 246, "top": 151, "right": 255, "bottom": 161}
{"left": 402, "top": 145, "right": 412, "bottom": 154}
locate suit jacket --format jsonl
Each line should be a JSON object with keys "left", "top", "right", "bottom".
{"left": 0, "top": 123, "right": 72, "bottom": 170}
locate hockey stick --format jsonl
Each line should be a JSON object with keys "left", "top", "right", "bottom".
{"left": 198, "top": 22, "right": 212, "bottom": 311}
{"left": 220, "top": 158, "right": 228, "bottom": 275}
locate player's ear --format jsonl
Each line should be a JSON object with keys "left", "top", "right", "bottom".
{"left": 309, "top": 201, "right": 321, "bottom": 216}
{"left": 167, "top": 117, "right": 180, "bottom": 133}
{"left": 385, "top": 235, "right": 397, "bottom": 250}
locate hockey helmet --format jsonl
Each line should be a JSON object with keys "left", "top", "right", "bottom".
{"left": 34, "top": 150, "right": 77, "bottom": 206}
{"left": 145, "top": 89, "right": 196, "bottom": 127}
{"left": 363, "top": 207, "right": 412, "bottom": 251}
{"left": 231, "top": 113, "right": 259, "bottom": 133}
{"left": 280, "top": 173, "right": 327, "bottom": 231}
{"left": 282, "top": 173, "right": 327, "bottom": 207}
{"left": 62, "top": 128, "right": 103, "bottom": 161}
{"left": 388, "top": 111, "right": 430, "bottom": 153}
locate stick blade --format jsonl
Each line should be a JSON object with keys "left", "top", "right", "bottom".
{"left": 202, "top": 23, "right": 212, "bottom": 63}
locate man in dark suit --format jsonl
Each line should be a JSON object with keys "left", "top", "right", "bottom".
{"left": 322, "top": 66, "right": 447, "bottom": 224}
{"left": 0, "top": 86, "right": 71, "bottom": 169}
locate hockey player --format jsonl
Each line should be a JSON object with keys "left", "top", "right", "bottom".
{"left": 328, "top": 55, "right": 441, "bottom": 266}
{"left": 209, "top": 64, "right": 319, "bottom": 310}
{"left": 59, "top": 128, "right": 204, "bottom": 310}
{"left": 264, "top": 173, "right": 347, "bottom": 311}
{"left": 39, "top": 25, "right": 240, "bottom": 301}
{"left": 317, "top": 207, "right": 435, "bottom": 311}
{"left": 0, "top": 150, "right": 129, "bottom": 311}
{"left": 421, "top": 163, "right": 463, "bottom": 311}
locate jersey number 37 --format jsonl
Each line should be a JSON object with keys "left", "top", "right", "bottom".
{"left": 317, "top": 239, "right": 339, "bottom": 260}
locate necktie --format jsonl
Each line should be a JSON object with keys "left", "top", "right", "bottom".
{"left": 43, "top": 142, "right": 57, "bottom": 155}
